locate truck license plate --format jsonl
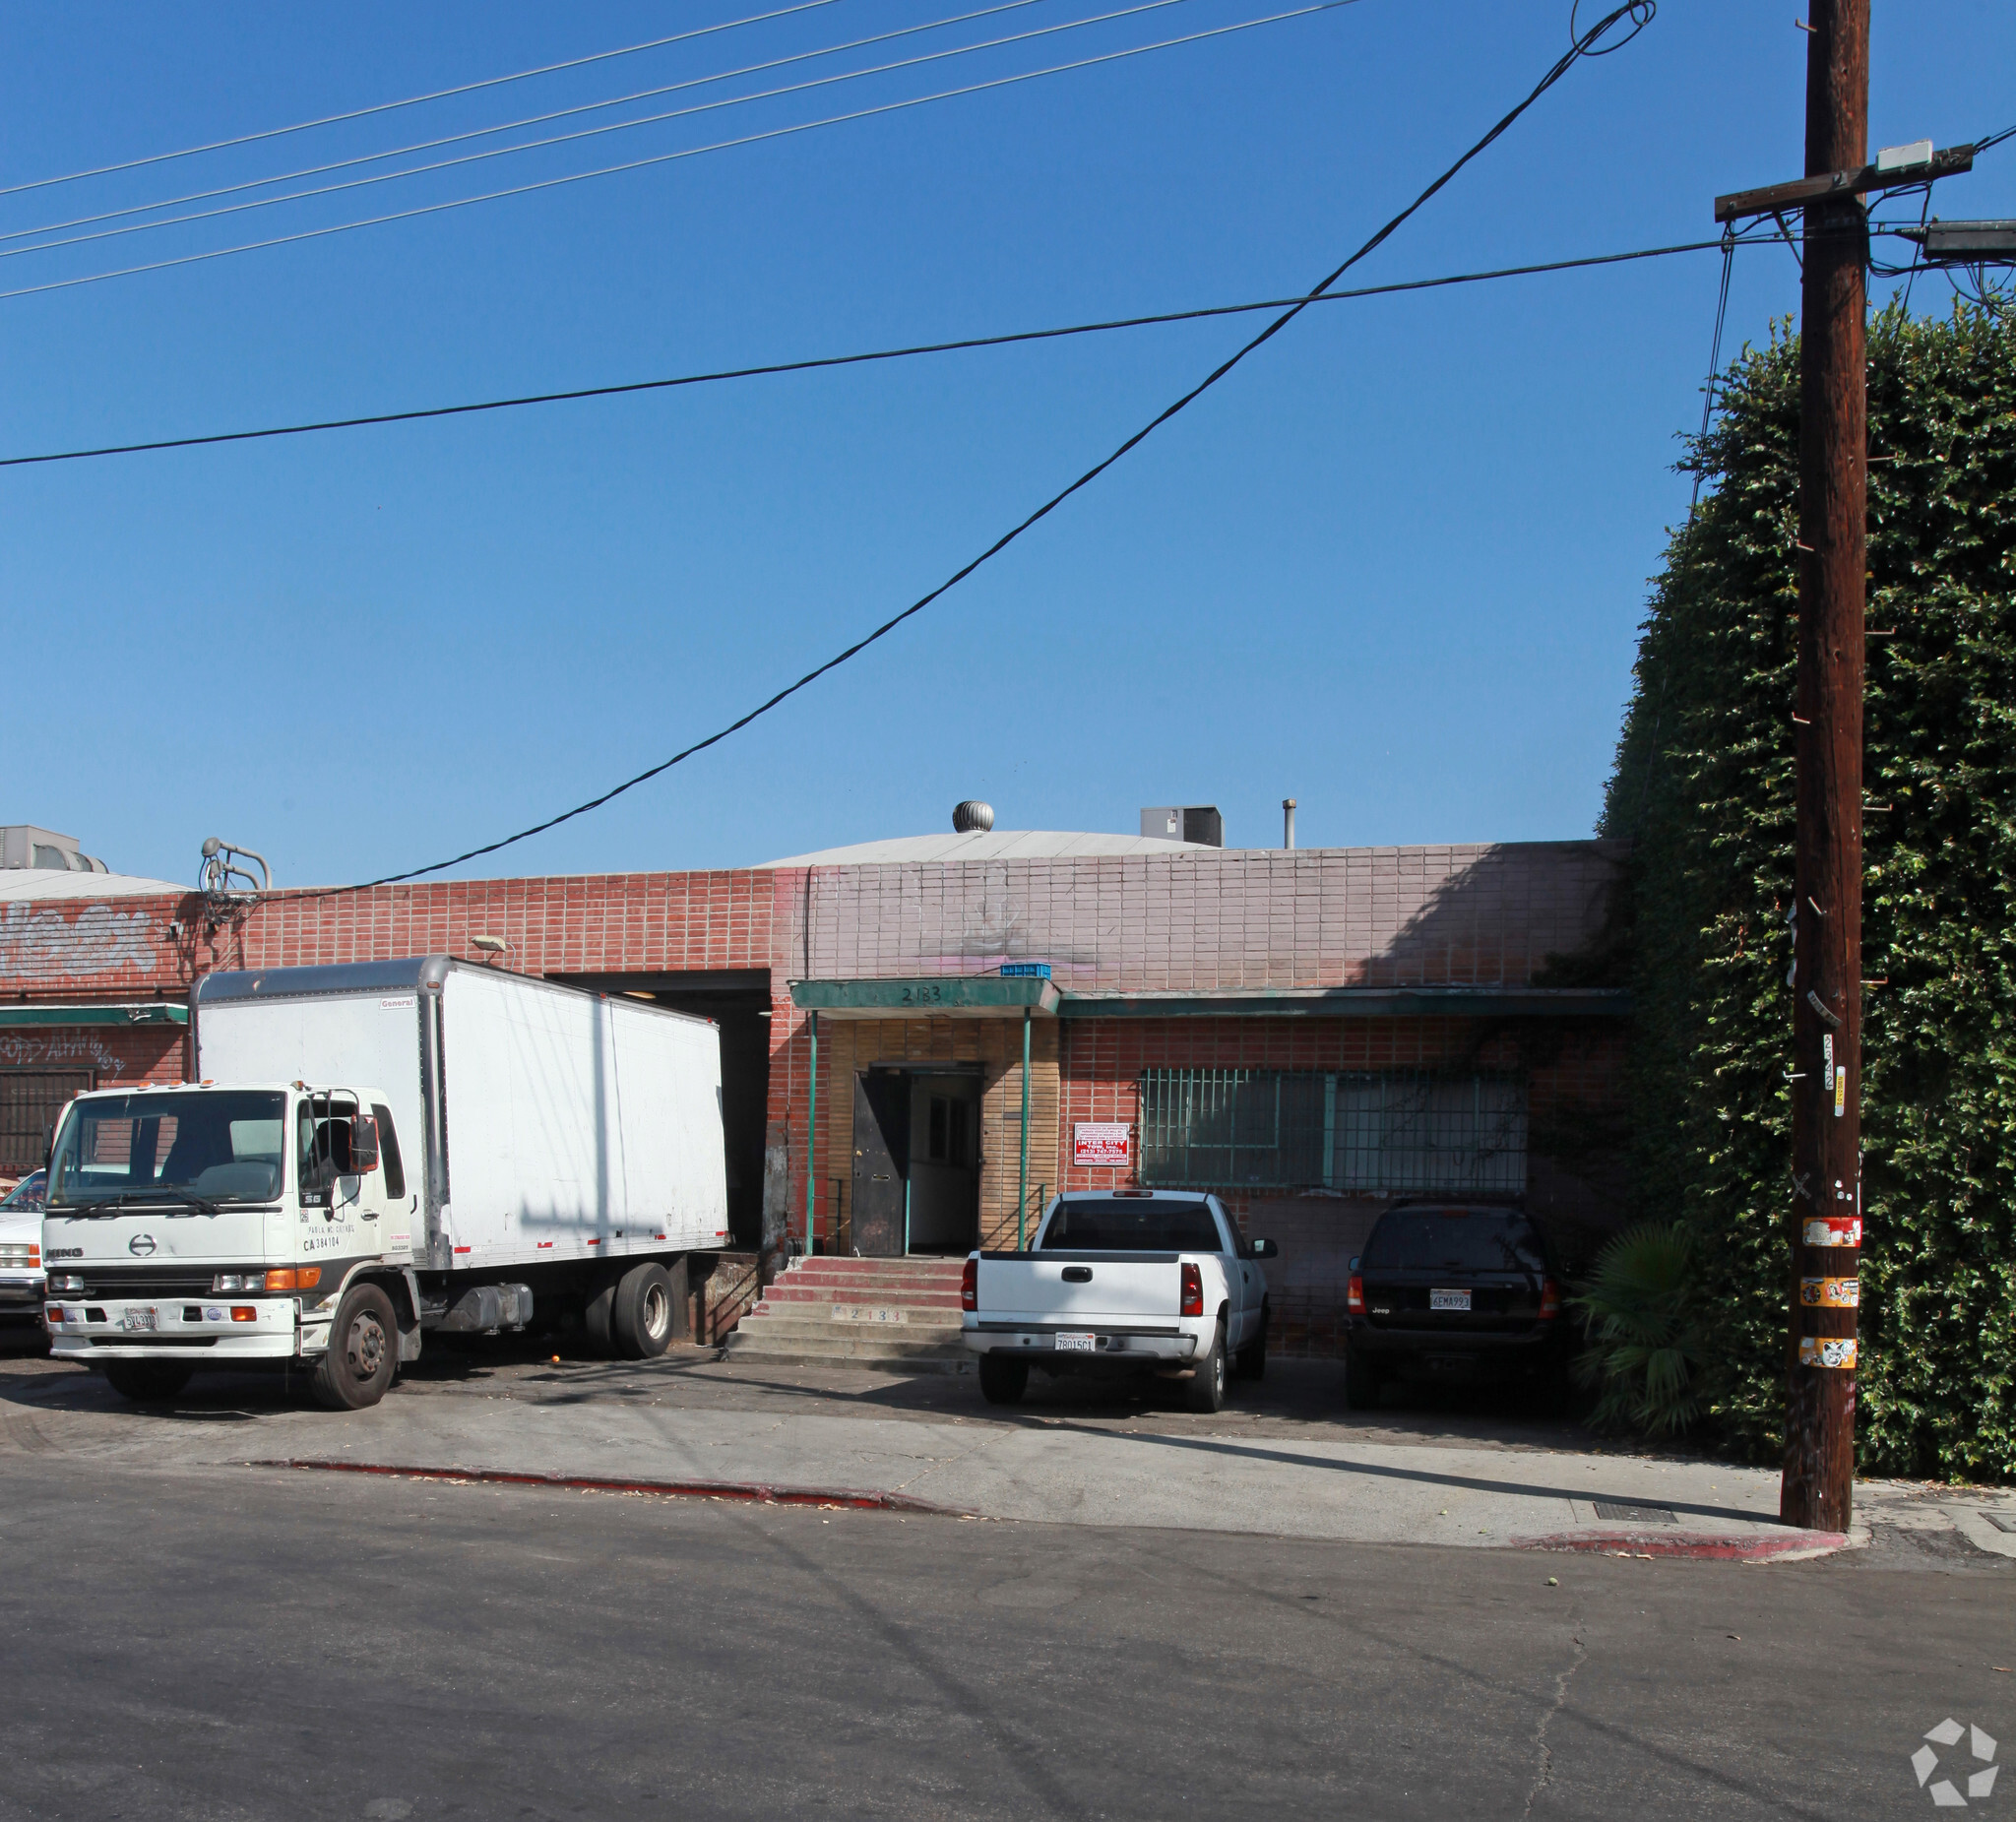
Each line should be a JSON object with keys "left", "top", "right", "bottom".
{"left": 121, "top": 1306, "right": 158, "bottom": 1333}
{"left": 1429, "top": 1289, "right": 1471, "bottom": 1312}
{"left": 1054, "top": 1332, "right": 1098, "bottom": 1352}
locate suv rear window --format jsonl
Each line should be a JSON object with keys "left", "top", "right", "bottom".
{"left": 1363, "top": 1207, "right": 1544, "bottom": 1273}
{"left": 1040, "top": 1199, "right": 1226, "bottom": 1252}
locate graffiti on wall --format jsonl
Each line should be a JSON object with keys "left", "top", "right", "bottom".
{"left": 0, "top": 1030, "right": 133, "bottom": 1076}
{"left": 0, "top": 902, "right": 160, "bottom": 980}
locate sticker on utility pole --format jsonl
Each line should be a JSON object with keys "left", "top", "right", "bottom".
{"left": 1798, "top": 1336, "right": 1858, "bottom": 1370}
{"left": 1072, "top": 1122, "right": 1131, "bottom": 1167}
{"left": 1834, "top": 1062, "right": 1847, "bottom": 1117}
{"left": 1800, "top": 1276, "right": 1860, "bottom": 1308}
{"left": 1802, "top": 1215, "right": 1862, "bottom": 1248}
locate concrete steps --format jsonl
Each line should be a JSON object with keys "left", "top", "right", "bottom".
{"left": 722, "top": 1255, "right": 973, "bottom": 1375}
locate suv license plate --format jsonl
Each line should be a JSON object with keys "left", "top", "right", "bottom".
{"left": 1054, "top": 1332, "right": 1098, "bottom": 1352}
{"left": 121, "top": 1306, "right": 158, "bottom": 1333}
{"left": 1429, "top": 1289, "right": 1471, "bottom": 1312}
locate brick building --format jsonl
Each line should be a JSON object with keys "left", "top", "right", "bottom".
{"left": 0, "top": 826, "right": 1630, "bottom": 1352}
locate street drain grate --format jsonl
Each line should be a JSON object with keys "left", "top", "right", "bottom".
{"left": 1983, "top": 1511, "right": 2016, "bottom": 1535}
{"left": 1593, "top": 1501, "right": 1678, "bottom": 1525}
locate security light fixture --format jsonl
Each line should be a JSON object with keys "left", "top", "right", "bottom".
{"left": 470, "top": 934, "right": 508, "bottom": 956}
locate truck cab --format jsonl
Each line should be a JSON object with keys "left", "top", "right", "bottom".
{"left": 41, "top": 1081, "right": 420, "bottom": 1408}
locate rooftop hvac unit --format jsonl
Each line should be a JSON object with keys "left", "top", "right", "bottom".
{"left": 1140, "top": 806, "right": 1224, "bottom": 848}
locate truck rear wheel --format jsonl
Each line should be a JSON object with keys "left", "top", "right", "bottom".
{"left": 583, "top": 1273, "right": 618, "bottom": 1358}
{"left": 312, "top": 1284, "right": 399, "bottom": 1411}
{"left": 1185, "top": 1321, "right": 1228, "bottom": 1413}
{"left": 102, "top": 1362, "right": 192, "bottom": 1403}
{"left": 978, "top": 1354, "right": 1028, "bottom": 1406}
{"left": 612, "top": 1262, "right": 674, "bottom": 1360}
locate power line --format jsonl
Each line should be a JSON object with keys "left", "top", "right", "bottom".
{"left": 0, "top": 0, "right": 1059, "bottom": 250}
{"left": 0, "top": 0, "right": 850, "bottom": 200}
{"left": 1, "top": 239, "right": 1743, "bottom": 471}
{"left": 310, "top": 0, "right": 1658, "bottom": 896}
{"left": 0, "top": 3, "right": 1346, "bottom": 305}
{"left": 4, "top": 0, "right": 1198, "bottom": 263}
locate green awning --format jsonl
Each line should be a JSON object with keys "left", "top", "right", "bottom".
{"left": 789, "top": 977, "right": 1060, "bottom": 1019}
{"left": 0, "top": 1003, "right": 188, "bottom": 1028}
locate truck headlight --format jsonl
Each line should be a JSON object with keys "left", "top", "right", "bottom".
{"left": 49, "top": 1273, "right": 87, "bottom": 1294}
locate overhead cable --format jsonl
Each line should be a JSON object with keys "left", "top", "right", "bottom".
{"left": 0, "top": 4, "right": 1349, "bottom": 305}
{"left": 0, "top": 0, "right": 850, "bottom": 199}
{"left": 0, "top": 0, "right": 1060, "bottom": 249}
{"left": 3, "top": 0, "right": 1198, "bottom": 262}
{"left": 307, "top": 1, "right": 1658, "bottom": 895}
{"left": 2, "top": 240, "right": 1748, "bottom": 471}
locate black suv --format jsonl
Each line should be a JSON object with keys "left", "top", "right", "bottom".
{"left": 1343, "top": 1202, "right": 1568, "bottom": 1409}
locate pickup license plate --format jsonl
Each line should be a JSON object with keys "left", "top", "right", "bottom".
{"left": 1429, "top": 1289, "right": 1471, "bottom": 1313}
{"left": 1053, "top": 1332, "right": 1098, "bottom": 1352}
{"left": 121, "top": 1306, "right": 158, "bottom": 1333}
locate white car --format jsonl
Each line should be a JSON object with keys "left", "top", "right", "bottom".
{"left": 0, "top": 1169, "right": 47, "bottom": 1344}
{"left": 961, "top": 1189, "right": 1276, "bottom": 1410}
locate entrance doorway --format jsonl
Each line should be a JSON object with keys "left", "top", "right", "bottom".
{"left": 850, "top": 1067, "right": 981, "bottom": 1257}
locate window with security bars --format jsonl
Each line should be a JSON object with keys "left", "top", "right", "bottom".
{"left": 1137, "top": 1068, "right": 1527, "bottom": 1194}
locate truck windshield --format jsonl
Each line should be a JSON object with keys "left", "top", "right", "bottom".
{"left": 47, "top": 1091, "right": 286, "bottom": 1209}
{"left": 1040, "top": 1199, "right": 1226, "bottom": 1251}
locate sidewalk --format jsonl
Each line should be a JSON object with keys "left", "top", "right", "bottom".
{"left": 5, "top": 1347, "right": 2011, "bottom": 1561}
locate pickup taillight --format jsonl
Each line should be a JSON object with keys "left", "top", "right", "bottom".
{"left": 1538, "top": 1277, "right": 1560, "bottom": 1321}
{"left": 1347, "top": 1274, "right": 1364, "bottom": 1315}
{"left": 961, "top": 1257, "right": 977, "bottom": 1313}
{"left": 1179, "top": 1262, "right": 1203, "bottom": 1318}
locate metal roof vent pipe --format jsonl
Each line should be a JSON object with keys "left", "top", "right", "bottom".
{"left": 953, "top": 800, "right": 994, "bottom": 834}
{"left": 1283, "top": 799, "right": 1296, "bottom": 850}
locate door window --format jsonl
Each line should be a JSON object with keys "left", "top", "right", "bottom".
{"left": 371, "top": 1103, "right": 407, "bottom": 1199}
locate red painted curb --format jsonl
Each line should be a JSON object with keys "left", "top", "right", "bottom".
{"left": 1512, "top": 1527, "right": 1850, "bottom": 1561}
{"left": 251, "top": 1459, "right": 969, "bottom": 1517}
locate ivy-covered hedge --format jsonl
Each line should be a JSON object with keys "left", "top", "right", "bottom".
{"left": 1602, "top": 299, "right": 2016, "bottom": 1480}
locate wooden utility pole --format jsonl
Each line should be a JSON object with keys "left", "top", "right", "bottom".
{"left": 1782, "top": 0, "right": 1868, "bottom": 1534}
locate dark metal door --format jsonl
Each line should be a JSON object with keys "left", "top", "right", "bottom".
{"left": 0, "top": 1070, "right": 93, "bottom": 1176}
{"left": 850, "top": 1072, "right": 910, "bottom": 1257}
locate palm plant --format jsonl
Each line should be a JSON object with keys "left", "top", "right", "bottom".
{"left": 1572, "top": 1223, "right": 1710, "bottom": 1436}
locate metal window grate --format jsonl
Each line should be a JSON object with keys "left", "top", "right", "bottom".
{"left": 1137, "top": 1068, "right": 1527, "bottom": 1194}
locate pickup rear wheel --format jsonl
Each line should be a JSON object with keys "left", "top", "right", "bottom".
{"left": 612, "top": 1262, "right": 674, "bottom": 1360}
{"left": 311, "top": 1284, "right": 399, "bottom": 1411}
{"left": 978, "top": 1354, "right": 1028, "bottom": 1406}
{"left": 1234, "top": 1304, "right": 1269, "bottom": 1381}
{"left": 1185, "top": 1321, "right": 1228, "bottom": 1413}
{"left": 102, "top": 1362, "right": 192, "bottom": 1403}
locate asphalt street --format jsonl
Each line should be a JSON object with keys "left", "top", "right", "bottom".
{"left": 4, "top": 1397, "right": 2012, "bottom": 1819}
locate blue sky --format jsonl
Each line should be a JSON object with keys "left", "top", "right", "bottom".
{"left": 4, "top": 1, "right": 2010, "bottom": 884}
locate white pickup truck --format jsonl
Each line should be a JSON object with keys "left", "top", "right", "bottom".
{"left": 960, "top": 1189, "right": 1277, "bottom": 1410}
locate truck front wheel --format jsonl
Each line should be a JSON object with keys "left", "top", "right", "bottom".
{"left": 978, "top": 1354, "right": 1028, "bottom": 1406}
{"left": 1184, "top": 1321, "right": 1228, "bottom": 1414}
{"left": 612, "top": 1262, "right": 674, "bottom": 1360}
{"left": 312, "top": 1284, "right": 399, "bottom": 1411}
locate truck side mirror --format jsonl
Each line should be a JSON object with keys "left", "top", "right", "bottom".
{"left": 1250, "top": 1237, "right": 1279, "bottom": 1259}
{"left": 348, "top": 1115, "right": 380, "bottom": 1174}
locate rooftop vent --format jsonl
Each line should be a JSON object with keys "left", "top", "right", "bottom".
{"left": 1140, "top": 805, "right": 1223, "bottom": 848}
{"left": 0, "top": 825, "right": 108, "bottom": 873}
{"left": 953, "top": 800, "right": 994, "bottom": 834}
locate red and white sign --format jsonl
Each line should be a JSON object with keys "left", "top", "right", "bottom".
{"left": 1073, "top": 1122, "right": 1131, "bottom": 1168}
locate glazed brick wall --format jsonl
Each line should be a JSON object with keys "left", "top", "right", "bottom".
{"left": 799, "top": 843, "right": 1625, "bottom": 991}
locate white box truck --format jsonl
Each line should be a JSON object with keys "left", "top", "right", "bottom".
{"left": 40, "top": 958, "right": 729, "bottom": 1410}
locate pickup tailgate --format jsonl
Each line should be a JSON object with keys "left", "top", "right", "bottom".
{"left": 975, "top": 1251, "right": 1181, "bottom": 1324}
